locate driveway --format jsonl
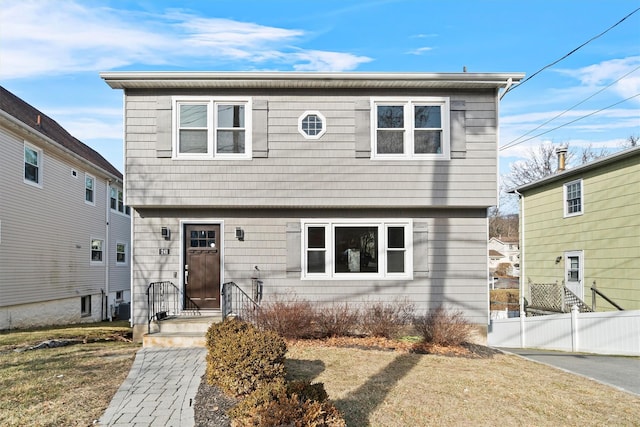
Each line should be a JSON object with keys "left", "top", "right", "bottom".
{"left": 500, "top": 347, "right": 640, "bottom": 396}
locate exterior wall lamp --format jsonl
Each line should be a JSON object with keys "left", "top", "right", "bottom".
{"left": 236, "top": 227, "right": 244, "bottom": 241}
{"left": 161, "top": 227, "right": 170, "bottom": 240}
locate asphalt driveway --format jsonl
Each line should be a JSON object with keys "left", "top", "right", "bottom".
{"left": 499, "top": 347, "right": 640, "bottom": 396}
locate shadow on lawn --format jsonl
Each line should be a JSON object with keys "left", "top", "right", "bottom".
{"left": 335, "top": 352, "right": 421, "bottom": 426}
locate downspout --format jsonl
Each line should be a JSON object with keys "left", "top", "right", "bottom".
{"left": 105, "top": 179, "right": 112, "bottom": 321}
{"left": 514, "top": 189, "right": 525, "bottom": 348}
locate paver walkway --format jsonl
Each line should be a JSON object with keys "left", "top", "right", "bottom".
{"left": 99, "top": 347, "right": 207, "bottom": 427}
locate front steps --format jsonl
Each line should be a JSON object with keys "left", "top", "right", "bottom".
{"left": 143, "top": 314, "right": 222, "bottom": 348}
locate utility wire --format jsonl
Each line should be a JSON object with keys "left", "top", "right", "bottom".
{"left": 499, "top": 93, "right": 640, "bottom": 151}
{"left": 501, "top": 65, "right": 640, "bottom": 150}
{"left": 503, "top": 6, "right": 640, "bottom": 96}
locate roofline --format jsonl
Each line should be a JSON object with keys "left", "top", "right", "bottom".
{"left": 0, "top": 109, "right": 123, "bottom": 182}
{"left": 509, "top": 145, "right": 640, "bottom": 193}
{"left": 100, "top": 71, "right": 525, "bottom": 90}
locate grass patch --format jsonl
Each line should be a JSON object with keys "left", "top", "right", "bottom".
{"left": 285, "top": 342, "right": 640, "bottom": 426}
{"left": 0, "top": 321, "right": 139, "bottom": 427}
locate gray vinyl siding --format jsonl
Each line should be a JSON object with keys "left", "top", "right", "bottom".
{"left": 131, "top": 208, "right": 489, "bottom": 326}
{"left": 0, "top": 126, "right": 130, "bottom": 308}
{"left": 123, "top": 90, "right": 498, "bottom": 209}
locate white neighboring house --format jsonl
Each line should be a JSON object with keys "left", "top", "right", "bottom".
{"left": 488, "top": 237, "right": 520, "bottom": 277}
{"left": 0, "top": 86, "right": 131, "bottom": 330}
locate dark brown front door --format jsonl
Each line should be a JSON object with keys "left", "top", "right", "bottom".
{"left": 185, "top": 224, "right": 221, "bottom": 310}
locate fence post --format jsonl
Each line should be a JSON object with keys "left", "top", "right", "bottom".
{"left": 571, "top": 304, "right": 579, "bottom": 352}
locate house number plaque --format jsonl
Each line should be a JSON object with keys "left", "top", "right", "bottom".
{"left": 159, "top": 248, "right": 170, "bottom": 255}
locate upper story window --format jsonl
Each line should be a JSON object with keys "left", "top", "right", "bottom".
{"left": 564, "top": 179, "right": 583, "bottom": 217}
{"left": 116, "top": 242, "right": 127, "bottom": 265}
{"left": 372, "top": 97, "right": 450, "bottom": 160}
{"left": 174, "top": 97, "right": 252, "bottom": 160}
{"left": 85, "top": 174, "right": 95, "bottom": 205}
{"left": 302, "top": 219, "right": 412, "bottom": 280}
{"left": 298, "top": 111, "right": 326, "bottom": 139}
{"left": 24, "top": 142, "right": 42, "bottom": 186}
{"left": 110, "top": 187, "right": 129, "bottom": 215}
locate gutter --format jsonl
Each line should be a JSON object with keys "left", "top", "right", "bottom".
{"left": 105, "top": 179, "right": 112, "bottom": 321}
{"left": 514, "top": 189, "right": 525, "bottom": 347}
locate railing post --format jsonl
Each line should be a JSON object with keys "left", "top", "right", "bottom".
{"left": 571, "top": 304, "right": 579, "bottom": 352}
{"left": 592, "top": 280, "right": 597, "bottom": 311}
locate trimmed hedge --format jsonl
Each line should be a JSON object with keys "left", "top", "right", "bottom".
{"left": 205, "top": 318, "right": 287, "bottom": 396}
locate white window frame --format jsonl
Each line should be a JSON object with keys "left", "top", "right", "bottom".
{"left": 24, "top": 142, "right": 43, "bottom": 187}
{"left": 172, "top": 97, "right": 252, "bottom": 160}
{"left": 301, "top": 219, "right": 413, "bottom": 280}
{"left": 564, "top": 179, "right": 583, "bottom": 217}
{"left": 371, "top": 97, "right": 450, "bottom": 160}
{"left": 116, "top": 241, "right": 128, "bottom": 265}
{"left": 85, "top": 173, "right": 95, "bottom": 205}
{"left": 298, "top": 111, "right": 326, "bottom": 139}
{"left": 81, "top": 295, "right": 92, "bottom": 317}
{"left": 110, "top": 187, "right": 128, "bottom": 215}
{"left": 90, "top": 238, "right": 104, "bottom": 264}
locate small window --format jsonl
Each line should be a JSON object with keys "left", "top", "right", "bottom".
{"left": 372, "top": 98, "right": 450, "bottom": 159}
{"left": 116, "top": 242, "right": 127, "bottom": 264}
{"left": 24, "top": 143, "right": 42, "bottom": 186}
{"left": 116, "top": 291, "right": 124, "bottom": 301}
{"left": 110, "top": 187, "right": 117, "bottom": 210}
{"left": 298, "top": 111, "right": 326, "bottom": 139}
{"left": 85, "top": 174, "right": 95, "bottom": 204}
{"left": 110, "top": 187, "right": 127, "bottom": 214}
{"left": 81, "top": 295, "right": 91, "bottom": 316}
{"left": 91, "top": 239, "right": 104, "bottom": 263}
{"left": 564, "top": 180, "right": 583, "bottom": 217}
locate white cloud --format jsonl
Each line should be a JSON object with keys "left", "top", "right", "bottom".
{"left": 0, "top": 0, "right": 371, "bottom": 79}
{"left": 406, "top": 47, "right": 434, "bottom": 56}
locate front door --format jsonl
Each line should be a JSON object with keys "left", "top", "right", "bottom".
{"left": 184, "top": 224, "right": 221, "bottom": 310}
{"left": 565, "top": 250, "right": 583, "bottom": 300}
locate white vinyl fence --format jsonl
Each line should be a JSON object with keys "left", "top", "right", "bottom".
{"left": 488, "top": 308, "right": 640, "bottom": 356}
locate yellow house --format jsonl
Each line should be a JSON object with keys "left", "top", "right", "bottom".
{"left": 511, "top": 146, "right": 640, "bottom": 312}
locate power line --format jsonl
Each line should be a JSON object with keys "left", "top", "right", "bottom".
{"left": 499, "top": 93, "right": 640, "bottom": 151}
{"left": 501, "top": 65, "right": 640, "bottom": 150}
{"left": 503, "top": 6, "right": 640, "bottom": 96}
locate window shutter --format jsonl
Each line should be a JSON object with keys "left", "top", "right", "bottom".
{"left": 286, "top": 222, "right": 301, "bottom": 276}
{"left": 413, "top": 222, "right": 429, "bottom": 277}
{"left": 450, "top": 100, "right": 466, "bottom": 159}
{"left": 354, "top": 99, "right": 371, "bottom": 158}
{"left": 253, "top": 99, "right": 268, "bottom": 158}
{"left": 156, "top": 97, "right": 172, "bottom": 158}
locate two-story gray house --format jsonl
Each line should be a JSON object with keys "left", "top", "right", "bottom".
{"left": 101, "top": 71, "right": 523, "bottom": 341}
{"left": 0, "top": 86, "right": 131, "bottom": 329}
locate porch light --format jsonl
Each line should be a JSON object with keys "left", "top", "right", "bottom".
{"left": 161, "top": 227, "right": 170, "bottom": 240}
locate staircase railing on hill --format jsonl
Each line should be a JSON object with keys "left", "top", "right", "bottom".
{"left": 527, "top": 280, "right": 592, "bottom": 316}
{"left": 591, "top": 282, "right": 624, "bottom": 311}
{"left": 221, "top": 281, "right": 260, "bottom": 323}
{"left": 146, "top": 281, "right": 181, "bottom": 334}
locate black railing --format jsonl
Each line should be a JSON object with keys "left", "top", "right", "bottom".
{"left": 147, "top": 281, "right": 181, "bottom": 334}
{"left": 221, "top": 281, "right": 260, "bottom": 322}
{"left": 591, "top": 284, "right": 624, "bottom": 311}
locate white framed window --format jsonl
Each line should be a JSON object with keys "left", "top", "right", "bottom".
{"left": 173, "top": 97, "right": 252, "bottom": 160}
{"left": 116, "top": 242, "right": 127, "bottom": 265}
{"left": 564, "top": 179, "right": 583, "bottom": 217}
{"left": 90, "top": 239, "right": 104, "bottom": 264}
{"left": 371, "top": 97, "right": 450, "bottom": 160}
{"left": 298, "top": 111, "right": 326, "bottom": 139}
{"left": 302, "top": 219, "right": 412, "bottom": 280}
{"left": 85, "top": 174, "right": 95, "bottom": 205}
{"left": 24, "top": 142, "right": 43, "bottom": 186}
{"left": 110, "top": 187, "right": 128, "bottom": 215}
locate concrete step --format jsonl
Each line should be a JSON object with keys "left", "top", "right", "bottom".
{"left": 143, "top": 314, "right": 222, "bottom": 348}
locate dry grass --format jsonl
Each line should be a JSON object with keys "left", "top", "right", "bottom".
{"left": 0, "top": 321, "right": 139, "bottom": 427}
{"left": 286, "top": 342, "right": 640, "bottom": 426}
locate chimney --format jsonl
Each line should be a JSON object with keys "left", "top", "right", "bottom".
{"left": 555, "top": 146, "right": 568, "bottom": 172}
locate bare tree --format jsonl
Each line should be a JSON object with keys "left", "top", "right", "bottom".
{"left": 502, "top": 143, "right": 569, "bottom": 189}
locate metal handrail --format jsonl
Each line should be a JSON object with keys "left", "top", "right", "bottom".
{"left": 591, "top": 285, "right": 624, "bottom": 311}
{"left": 221, "top": 281, "right": 260, "bottom": 322}
{"left": 146, "top": 281, "right": 180, "bottom": 334}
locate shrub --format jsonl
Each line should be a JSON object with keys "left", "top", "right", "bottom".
{"left": 205, "top": 318, "right": 287, "bottom": 396}
{"left": 413, "top": 306, "right": 473, "bottom": 346}
{"left": 229, "top": 379, "right": 345, "bottom": 427}
{"left": 360, "top": 299, "right": 415, "bottom": 338}
{"left": 255, "top": 294, "right": 317, "bottom": 339}
{"left": 315, "top": 303, "right": 360, "bottom": 338}
{"left": 286, "top": 380, "right": 329, "bottom": 403}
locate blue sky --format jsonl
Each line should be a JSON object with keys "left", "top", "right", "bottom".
{"left": 1, "top": 0, "right": 639, "bottom": 183}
